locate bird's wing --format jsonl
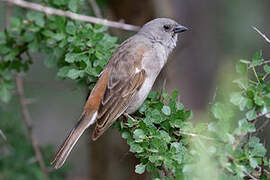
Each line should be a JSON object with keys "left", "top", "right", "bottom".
{"left": 92, "top": 41, "right": 149, "bottom": 140}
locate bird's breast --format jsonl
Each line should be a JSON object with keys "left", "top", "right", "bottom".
{"left": 126, "top": 45, "right": 168, "bottom": 114}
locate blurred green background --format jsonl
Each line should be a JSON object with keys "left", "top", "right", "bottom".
{"left": 0, "top": 0, "right": 270, "bottom": 179}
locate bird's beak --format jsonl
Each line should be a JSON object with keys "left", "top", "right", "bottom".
{"left": 173, "top": 25, "right": 188, "bottom": 33}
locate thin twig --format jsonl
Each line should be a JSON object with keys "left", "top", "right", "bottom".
{"left": 244, "top": 170, "right": 258, "bottom": 180}
{"left": 178, "top": 131, "right": 217, "bottom": 141}
{"left": 0, "top": 129, "right": 7, "bottom": 141}
{"left": 253, "top": 26, "right": 270, "bottom": 44}
{"left": 88, "top": 0, "right": 102, "bottom": 18}
{"left": 1, "top": 0, "right": 140, "bottom": 31}
{"left": 15, "top": 76, "right": 49, "bottom": 180}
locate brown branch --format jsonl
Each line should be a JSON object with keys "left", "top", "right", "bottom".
{"left": 1, "top": 0, "right": 140, "bottom": 31}
{"left": 253, "top": 26, "right": 270, "bottom": 44}
{"left": 88, "top": 0, "right": 102, "bottom": 18}
{"left": 15, "top": 76, "right": 49, "bottom": 180}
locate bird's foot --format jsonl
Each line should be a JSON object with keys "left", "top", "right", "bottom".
{"left": 124, "top": 113, "right": 138, "bottom": 123}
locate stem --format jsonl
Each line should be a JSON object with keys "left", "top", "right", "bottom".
{"left": 0, "top": 0, "right": 140, "bottom": 31}
{"left": 252, "top": 67, "right": 260, "bottom": 84}
{"left": 15, "top": 76, "right": 50, "bottom": 180}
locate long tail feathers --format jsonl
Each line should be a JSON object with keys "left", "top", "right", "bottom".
{"left": 51, "top": 110, "right": 97, "bottom": 169}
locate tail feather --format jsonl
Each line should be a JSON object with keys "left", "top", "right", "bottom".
{"left": 51, "top": 111, "right": 97, "bottom": 169}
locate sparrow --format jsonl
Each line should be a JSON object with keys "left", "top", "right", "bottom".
{"left": 51, "top": 18, "right": 188, "bottom": 169}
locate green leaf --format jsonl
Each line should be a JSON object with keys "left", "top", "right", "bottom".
{"left": 3, "top": 48, "right": 20, "bottom": 61}
{"left": 57, "top": 66, "right": 73, "bottom": 78}
{"left": 10, "top": 17, "right": 21, "bottom": 31}
{"left": 211, "top": 102, "right": 232, "bottom": 120}
{"left": 65, "top": 53, "right": 79, "bottom": 63}
{"left": 129, "top": 143, "right": 144, "bottom": 153}
{"left": 0, "top": 45, "right": 10, "bottom": 54}
{"left": 68, "top": 0, "right": 78, "bottom": 12}
{"left": 66, "top": 21, "right": 76, "bottom": 35}
{"left": 233, "top": 78, "right": 248, "bottom": 89}
{"left": 236, "top": 61, "right": 248, "bottom": 75}
{"left": 249, "top": 158, "right": 258, "bottom": 168}
{"left": 66, "top": 69, "right": 84, "bottom": 79}
{"left": 245, "top": 109, "right": 256, "bottom": 120}
{"left": 162, "top": 105, "right": 171, "bottom": 116}
{"left": 250, "top": 50, "right": 263, "bottom": 67}
{"left": 264, "top": 64, "right": 270, "bottom": 73}
{"left": 133, "top": 129, "right": 146, "bottom": 142}
{"left": 135, "top": 163, "right": 146, "bottom": 174}
{"left": 26, "top": 11, "right": 45, "bottom": 27}
{"left": 254, "top": 95, "right": 264, "bottom": 106}
{"left": 230, "top": 92, "right": 248, "bottom": 111}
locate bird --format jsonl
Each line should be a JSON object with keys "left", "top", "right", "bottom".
{"left": 51, "top": 18, "right": 188, "bottom": 169}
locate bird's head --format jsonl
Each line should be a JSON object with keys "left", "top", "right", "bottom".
{"left": 138, "top": 18, "right": 188, "bottom": 52}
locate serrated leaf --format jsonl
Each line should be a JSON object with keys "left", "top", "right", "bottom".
{"left": 249, "top": 158, "right": 258, "bottom": 168}
{"left": 246, "top": 109, "right": 256, "bottom": 120}
{"left": 233, "top": 78, "right": 248, "bottom": 89}
{"left": 66, "top": 69, "right": 84, "bottom": 79}
{"left": 68, "top": 0, "right": 78, "bottom": 12}
{"left": 66, "top": 21, "right": 76, "bottom": 35}
{"left": 162, "top": 105, "right": 171, "bottom": 116}
{"left": 133, "top": 129, "right": 146, "bottom": 142}
{"left": 254, "top": 95, "right": 264, "bottom": 106}
{"left": 26, "top": 11, "right": 45, "bottom": 27}
{"left": 135, "top": 163, "right": 146, "bottom": 174}
{"left": 211, "top": 102, "right": 232, "bottom": 120}
{"left": 264, "top": 64, "right": 270, "bottom": 73}
{"left": 57, "top": 66, "right": 73, "bottom": 78}
{"left": 236, "top": 61, "right": 248, "bottom": 75}
{"left": 230, "top": 92, "right": 248, "bottom": 111}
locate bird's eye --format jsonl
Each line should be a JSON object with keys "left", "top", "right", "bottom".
{"left": 163, "top": 25, "right": 171, "bottom": 31}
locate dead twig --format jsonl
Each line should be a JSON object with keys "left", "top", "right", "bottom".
{"left": 253, "top": 26, "right": 270, "bottom": 44}
{"left": 1, "top": 0, "right": 140, "bottom": 31}
{"left": 15, "top": 76, "right": 49, "bottom": 180}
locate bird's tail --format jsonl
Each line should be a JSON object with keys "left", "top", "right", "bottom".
{"left": 51, "top": 110, "right": 97, "bottom": 169}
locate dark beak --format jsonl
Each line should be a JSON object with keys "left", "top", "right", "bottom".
{"left": 173, "top": 25, "right": 188, "bottom": 33}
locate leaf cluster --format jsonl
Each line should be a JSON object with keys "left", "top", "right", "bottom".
{"left": 0, "top": 0, "right": 117, "bottom": 103}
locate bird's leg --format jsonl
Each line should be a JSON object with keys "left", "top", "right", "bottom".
{"left": 124, "top": 113, "right": 138, "bottom": 123}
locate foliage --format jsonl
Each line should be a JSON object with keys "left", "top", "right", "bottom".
{"left": 0, "top": 0, "right": 270, "bottom": 179}
{"left": 0, "top": 0, "right": 117, "bottom": 103}
{"left": 118, "top": 51, "right": 270, "bottom": 180}
{"left": 118, "top": 90, "right": 192, "bottom": 179}
{"left": 0, "top": 0, "right": 117, "bottom": 179}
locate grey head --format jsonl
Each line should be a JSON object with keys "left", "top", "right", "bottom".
{"left": 138, "top": 18, "right": 188, "bottom": 52}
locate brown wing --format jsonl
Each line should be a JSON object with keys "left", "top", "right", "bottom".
{"left": 91, "top": 37, "right": 150, "bottom": 140}
{"left": 92, "top": 69, "right": 146, "bottom": 140}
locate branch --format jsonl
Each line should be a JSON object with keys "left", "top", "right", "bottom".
{"left": 0, "top": 0, "right": 140, "bottom": 31}
{"left": 88, "top": 0, "right": 102, "bottom": 18}
{"left": 15, "top": 76, "right": 50, "bottom": 180}
{"left": 0, "top": 129, "right": 7, "bottom": 141}
{"left": 178, "top": 131, "right": 217, "bottom": 141}
{"left": 253, "top": 26, "right": 270, "bottom": 44}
